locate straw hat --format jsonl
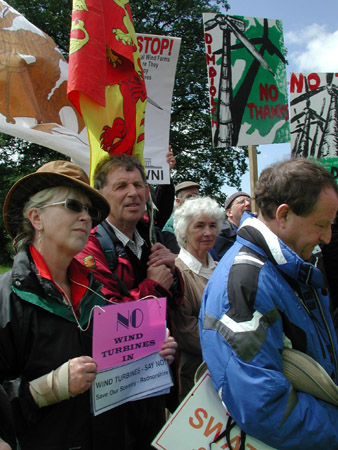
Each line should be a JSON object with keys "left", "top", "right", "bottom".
{"left": 194, "top": 360, "right": 208, "bottom": 383}
{"left": 3, "top": 160, "right": 110, "bottom": 237}
{"left": 282, "top": 347, "right": 338, "bottom": 406}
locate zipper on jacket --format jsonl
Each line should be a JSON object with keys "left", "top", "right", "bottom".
{"left": 295, "top": 291, "right": 327, "bottom": 362}
{"left": 312, "top": 287, "right": 338, "bottom": 380}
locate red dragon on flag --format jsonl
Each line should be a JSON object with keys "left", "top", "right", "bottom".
{"left": 68, "top": 0, "right": 147, "bottom": 180}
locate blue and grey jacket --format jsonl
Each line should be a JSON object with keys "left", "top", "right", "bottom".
{"left": 199, "top": 212, "right": 338, "bottom": 449}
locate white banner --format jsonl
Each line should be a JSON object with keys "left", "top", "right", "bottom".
{"left": 137, "top": 34, "right": 181, "bottom": 184}
{"left": 0, "top": 1, "right": 90, "bottom": 170}
{"left": 92, "top": 352, "right": 172, "bottom": 416}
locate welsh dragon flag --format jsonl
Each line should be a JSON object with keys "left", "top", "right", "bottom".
{"left": 67, "top": 0, "right": 147, "bottom": 180}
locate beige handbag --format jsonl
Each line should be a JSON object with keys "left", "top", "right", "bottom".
{"left": 282, "top": 347, "right": 338, "bottom": 406}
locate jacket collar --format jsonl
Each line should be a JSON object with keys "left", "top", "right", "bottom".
{"left": 238, "top": 213, "right": 326, "bottom": 289}
{"left": 11, "top": 248, "right": 105, "bottom": 325}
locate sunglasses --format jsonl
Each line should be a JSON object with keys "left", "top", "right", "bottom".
{"left": 40, "top": 198, "right": 101, "bottom": 221}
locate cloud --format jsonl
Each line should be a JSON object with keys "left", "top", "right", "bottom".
{"left": 285, "top": 24, "right": 338, "bottom": 72}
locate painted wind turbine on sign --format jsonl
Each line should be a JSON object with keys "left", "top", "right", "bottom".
{"left": 204, "top": 14, "right": 274, "bottom": 147}
{"left": 203, "top": 14, "right": 289, "bottom": 148}
{"left": 291, "top": 73, "right": 338, "bottom": 161}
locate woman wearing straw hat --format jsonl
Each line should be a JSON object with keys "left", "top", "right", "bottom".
{"left": 0, "top": 160, "right": 176, "bottom": 450}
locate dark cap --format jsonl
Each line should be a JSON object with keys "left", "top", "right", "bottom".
{"left": 224, "top": 191, "right": 250, "bottom": 210}
{"left": 175, "top": 181, "right": 200, "bottom": 195}
{"left": 3, "top": 160, "right": 110, "bottom": 237}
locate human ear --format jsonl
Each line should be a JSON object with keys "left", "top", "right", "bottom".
{"left": 145, "top": 184, "right": 150, "bottom": 203}
{"left": 27, "top": 208, "right": 44, "bottom": 231}
{"left": 275, "top": 204, "right": 290, "bottom": 228}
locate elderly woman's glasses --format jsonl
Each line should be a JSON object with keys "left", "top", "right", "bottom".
{"left": 40, "top": 198, "right": 101, "bottom": 221}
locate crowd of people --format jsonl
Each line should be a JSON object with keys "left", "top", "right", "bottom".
{"left": 1, "top": 154, "right": 338, "bottom": 449}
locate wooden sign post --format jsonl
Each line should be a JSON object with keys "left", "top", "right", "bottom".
{"left": 248, "top": 145, "right": 258, "bottom": 212}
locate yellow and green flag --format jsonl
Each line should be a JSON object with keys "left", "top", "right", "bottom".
{"left": 68, "top": 0, "right": 147, "bottom": 181}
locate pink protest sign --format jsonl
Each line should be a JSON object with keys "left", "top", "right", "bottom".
{"left": 93, "top": 297, "right": 167, "bottom": 371}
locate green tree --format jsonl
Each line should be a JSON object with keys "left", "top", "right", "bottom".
{"left": 0, "top": 135, "right": 68, "bottom": 264}
{"left": 131, "top": 0, "right": 248, "bottom": 202}
{"left": 9, "top": 0, "right": 72, "bottom": 56}
{"left": 7, "top": 0, "right": 248, "bottom": 203}
{"left": 0, "top": 0, "right": 249, "bottom": 262}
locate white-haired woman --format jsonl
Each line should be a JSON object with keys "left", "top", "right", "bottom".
{"left": 173, "top": 196, "right": 224, "bottom": 401}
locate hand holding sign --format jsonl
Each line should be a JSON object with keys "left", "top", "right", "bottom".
{"left": 159, "top": 328, "right": 178, "bottom": 365}
{"left": 69, "top": 356, "right": 98, "bottom": 395}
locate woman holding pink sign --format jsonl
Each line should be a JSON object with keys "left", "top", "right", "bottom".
{"left": 0, "top": 160, "right": 177, "bottom": 450}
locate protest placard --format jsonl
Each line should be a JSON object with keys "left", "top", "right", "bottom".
{"left": 290, "top": 72, "right": 338, "bottom": 179}
{"left": 92, "top": 352, "right": 172, "bottom": 416}
{"left": 203, "top": 13, "right": 289, "bottom": 148}
{"left": 152, "top": 370, "right": 276, "bottom": 450}
{"left": 92, "top": 297, "right": 173, "bottom": 414}
{"left": 92, "top": 297, "right": 167, "bottom": 370}
{"left": 137, "top": 34, "right": 181, "bottom": 184}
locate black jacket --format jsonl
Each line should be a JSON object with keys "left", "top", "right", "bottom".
{"left": 0, "top": 385, "right": 16, "bottom": 449}
{"left": 213, "top": 220, "right": 238, "bottom": 260}
{"left": 0, "top": 249, "right": 119, "bottom": 450}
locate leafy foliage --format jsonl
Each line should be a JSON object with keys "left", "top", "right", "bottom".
{"left": 130, "top": 0, "right": 248, "bottom": 200}
{"left": 0, "top": 0, "right": 250, "bottom": 263}
{"left": 9, "top": 0, "right": 72, "bottom": 56}
{"left": 0, "top": 134, "right": 68, "bottom": 263}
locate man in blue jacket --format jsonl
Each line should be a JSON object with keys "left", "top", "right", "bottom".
{"left": 199, "top": 159, "right": 338, "bottom": 449}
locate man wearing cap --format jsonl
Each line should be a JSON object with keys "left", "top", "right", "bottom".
{"left": 162, "top": 181, "right": 200, "bottom": 253}
{"left": 213, "top": 191, "right": 251, "bottom": 260}
{"left": 175, "top": 181, "right": 200, "bottom": 202}
{"left": 200, "top": 159, "right": 338, "bottom": 449}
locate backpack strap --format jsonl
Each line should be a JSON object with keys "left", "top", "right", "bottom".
{"left": 96, "top": 222, "right": 130, "bottom": 296}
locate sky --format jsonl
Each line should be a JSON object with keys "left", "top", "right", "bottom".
{"left": 220, "top": 0, "right": 338, "bottom": 196}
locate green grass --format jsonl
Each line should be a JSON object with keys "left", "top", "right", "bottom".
{"left": 0, "top": 266, "right": 10, "bottom": 274}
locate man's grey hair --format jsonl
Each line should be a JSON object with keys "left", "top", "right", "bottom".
{"left": 93, "top": 154, "right": 147, "bottom": 190}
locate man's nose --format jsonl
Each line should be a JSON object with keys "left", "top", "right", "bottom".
{"left": 127, "top": 184, "right": 138, "bottom": 196}
{"left": 320, "top": 226, "right": 332, "bottom": 245}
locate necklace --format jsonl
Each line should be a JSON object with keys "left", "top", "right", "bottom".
{"left": 54, "top": 279, "right": 106, "bottom": 332}
{"left": 53, "top": 279, "right": 160, "bottom": 332}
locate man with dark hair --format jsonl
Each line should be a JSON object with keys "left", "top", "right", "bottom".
{"left": 213, "top": 191, "right": 251, "bottom": 260}
{"left": 77, "top": 154, "right": 183, "bottom": 450}
{"left": 199, "top": 159, "right": 338, "bottom": 449}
